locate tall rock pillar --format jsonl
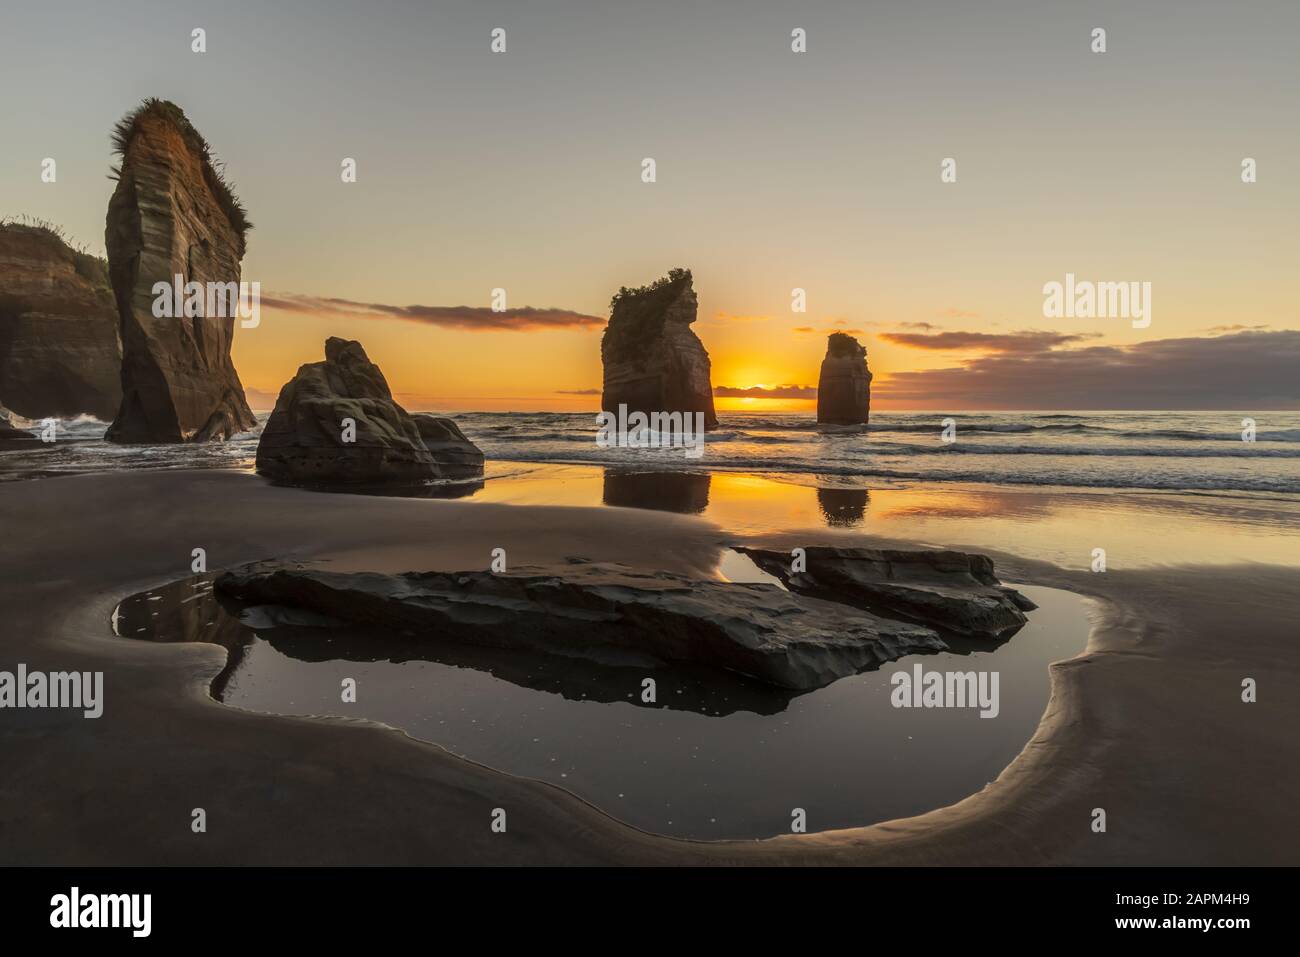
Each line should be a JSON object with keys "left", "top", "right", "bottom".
{"left": 600, "top": 268, "right": 718, "bottom": 431}
{"left": 105, "top": 99, "right": 256, "bottom": 442}
{"left": 816, "top": 332, "right": 872, "bottom": 425}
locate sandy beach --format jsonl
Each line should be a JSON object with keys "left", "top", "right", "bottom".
{"left": 2, "top": 466, "right": 1296, "bottom": 865}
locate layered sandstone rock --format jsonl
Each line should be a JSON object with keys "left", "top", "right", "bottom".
{"left": 215, "top": 559, "right": 945, "bottom": 691}
{"left": 816, "top": 332, "right": 872, "bottom": 425}
{"left": 256, "top": 338, "right": 483, "bottom": 486}
{"left": 104, "top": 99, "right": 256, "bottom": 443}
{"left": 0, "top": 223, "right": 121, "bottom": 419}
{"left": 600, "top": 269, "right": 718, "bottom": 430}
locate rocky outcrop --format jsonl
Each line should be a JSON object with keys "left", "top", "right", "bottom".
{"left": 104, "top": 99, "right": 256, "bottom": 443}
{"left": 0, "top": 223, "right": 121, "bottom": 419}
{"left": 121, "top": 574, "right": 794, "bottom": 716}
{"left": 215, "top": 559, "right": 945, "bottom": 691}
{"left": 816, "top": 333, "right": 872, "bottom": 425}
{"left": 0, "top": 404, "right": 39, "bottom": 449}
{"left": 411, "top": 414, "right": 485, "bottom": 479}
{"left": 256, "top": 338, "right": 483, "bottom": 486}
{"left": 736, "top": 546, "right": 1036, "bottom": 640}
{"left": 601, "top": 269, "right": 718, "bottom": 431}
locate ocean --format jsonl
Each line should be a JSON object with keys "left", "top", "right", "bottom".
{"left": 5, "top": 410, "right": 1300, "bottom": 496}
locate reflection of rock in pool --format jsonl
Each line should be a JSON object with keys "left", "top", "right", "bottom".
{"left": 602, "top": 469, "right": 710, "bottom": 514}
{"left": 113, "top": 572, "right": 1092, "bottom": 842}
{"left": 113, "top": 575, "right": 799, "bottom": 718}
{"left": 213, "top": 560, "right": 945, "bottom": 691}
{"left": 111, "top": 577, "right": 253, "bottom": 699}
{"left": 816, "top": 486, "right": 869, "bottom": 527}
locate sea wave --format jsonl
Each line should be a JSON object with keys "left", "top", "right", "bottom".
{"left": 883, "top": 443, "right": 1300, "bottom": 458}
{"left": 469, "top": 448, "right": 1300, "bottom": 494}
{"left": 7, "top": 409, "right": 1300, "bottom": 496}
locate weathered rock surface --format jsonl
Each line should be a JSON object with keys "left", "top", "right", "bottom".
{"left": 214, "top": 559, "right": 945, "bottom": 690}
{"left": 0, "top": 223, "right": 122, "bottom": 419}
{"left": 0, "top": 404, "right": 39, "bottom": 449}
{"left": 411, "top": 414, "right": 485, "bottom": 479}
{"left": 104, "top": 99, "right": 256, "bottom": 443}
{"left": 816, "top": 332, "right": 872, "bottom": 425}
{"left": 736, "top": 546, "right": 1036, "bottom": 640}
{"left": 119, "top": 575, "right": 794, "bottom": 716}
{"left": 256, "top": 338, "right": 483, "bottom": 486}
{"left": 601, "top": 268, "right": 718, "bottom": 431}
{"left": 256, "top": 337, "right": 436, "bottom": 484}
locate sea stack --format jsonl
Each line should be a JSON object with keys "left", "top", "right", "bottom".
{"left": 816, "top": 332, "right": 872, "bottom": 425}
{"left": 104, "top": 99, "right": 256, "bottom": 443}
{"left": 600, "top": 268, "right": 718, "bottom": 431}
{"left": 0, "top": 221, "right": 122, "bottom": 420}
{"left": 255, "top": 337, "right": 484, "bottom": 486}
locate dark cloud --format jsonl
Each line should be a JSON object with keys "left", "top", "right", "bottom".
{"left": 1204, "top": 323, "right": 1270, "bottom": 333}
{"left": 793, "top": 326, "right": 861, "bottom": 336}
{"left": 262, "top": 293, "right": 604, "bottom": 331}
{"left": 714, "top": 384, "right": 817, "bottom": 399}
{"left": 880, "top": 330, "right": 1097, "bottom": 353}
{"left": 555, "top": 388, "right": 600, "bottom": 395}
{"left": 876, "top": 330, "right": 1300, "bottom": 410}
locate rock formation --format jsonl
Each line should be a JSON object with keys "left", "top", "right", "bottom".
{"left": 816, "top": 332, "right": 872, "bottom": 425}
{"left": 0, "top": 222, "right": 121, "bottom": 419}
{"left": 601, "top": 268, "right": 718, "bottom": 431}
{"left": 215, "top": 559, "right": 944, "bottom": 691}
{"left": 411, "top": 414, "right": 485, "bottom": 479}
{"left": 104, "top": 99, "right": 256, "bottom": 442}
{"left": 128, "top": 574, "right": 793, "bottom": 716}
{"left": 0, "top": 404, "right": 39, "bottom": 448}
{"left": 736, "top": 546, "right": 1037, "bottom": 640}
{"left": 255, "top": 337, "right": 484, "bottom": 486}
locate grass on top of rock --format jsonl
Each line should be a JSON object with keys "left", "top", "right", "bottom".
{"left": 827, "top": 331, "right": 866, "bottom": 359}
{"left": 109, "top": 98, "right": 252, "bottom": 247}
{"left": 0, "top": 216, "right": 108, "bottom": 286}
{"left": 602, "top": 268, "right": 693, "bottom": 363}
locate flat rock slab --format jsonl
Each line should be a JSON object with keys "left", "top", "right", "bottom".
{"left": 215, "top": 560, "right": 944, "bottom": 690}
{"left": 736, "top": 545, "right": 1036, "bottom": 640}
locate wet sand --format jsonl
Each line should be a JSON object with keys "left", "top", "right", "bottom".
{"left": 1, "top": 468, "right": 1298, "bottom": 864}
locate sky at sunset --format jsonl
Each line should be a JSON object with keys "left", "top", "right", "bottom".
{"left": 3, "top": 0, "right": 1296, "bottom": 411}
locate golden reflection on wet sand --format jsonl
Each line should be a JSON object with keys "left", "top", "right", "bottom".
{"left": 469, "top": 464, "right": 1300, "bottom": 569}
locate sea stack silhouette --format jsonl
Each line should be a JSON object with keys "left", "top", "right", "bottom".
{"left": 104, "top": 99, "right": 256, "bottom": 443}
{"left": 0, "top": 221, "right": 122, "bottom": 420}
{"left": 816, "top": 332, "right": 872, "bottom": 425}
{"left": 600, "top": 268, "right": 718, "bottom": 430}
{"left": 256, "top": 337, "right": 483, "bottom": 486}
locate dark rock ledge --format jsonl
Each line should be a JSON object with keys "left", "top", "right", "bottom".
{"left": 215, "top": 559, "right": 945, "bottom": 691}
{"left": 736, "top": 545, "right": 1037, "bottom": 640}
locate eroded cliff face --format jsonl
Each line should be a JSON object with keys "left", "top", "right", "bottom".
{"left": 600, "top": 269, "right": 718, "bottom": 430}
{"left": 0, "top": 223, "right": 121, "bottom": 420}
{"left": 104, "top": 99, "right": 256, "bottom": 443}
{"left": 816, "top": 332, "right": 872, "bottom": 425}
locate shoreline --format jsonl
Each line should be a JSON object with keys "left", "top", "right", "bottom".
{"left": 2, "top": 469, "right": 1298, "bottom": 864}
{"left": 8, "top": 450, "right": 1300, "bottom": 502}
